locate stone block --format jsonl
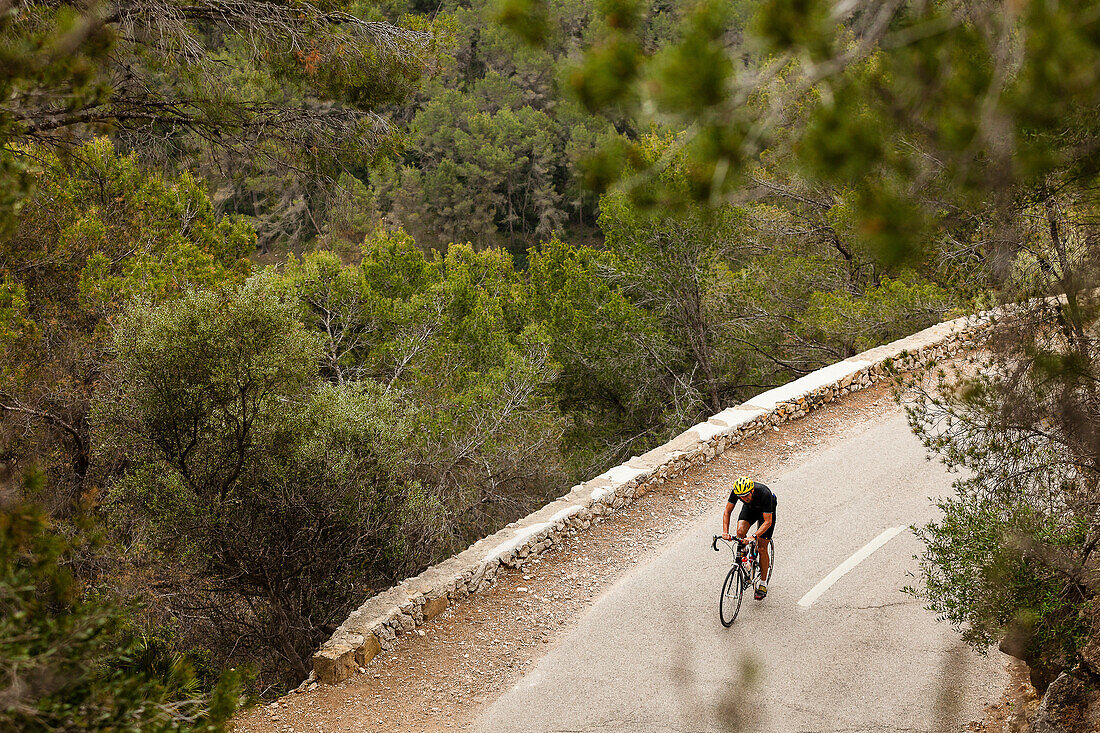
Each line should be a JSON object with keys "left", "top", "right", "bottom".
{"left": 423, "top": 596, "right": 448, "bottom": 621}
{"left": 313, "top": 637, "right": 361, "bottom": 684}
{"left": 356, "top": 634, "right": 382, "bottom": 667}
{"left": 467, "top": 563, "right": 489, "bottom": 592}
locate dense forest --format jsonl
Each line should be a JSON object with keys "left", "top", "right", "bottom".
{"left": 1, "top": 0, "right": 1099, "bottom": 729}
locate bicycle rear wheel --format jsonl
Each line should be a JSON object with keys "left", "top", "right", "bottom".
{"left": 719, "top": 566, "right": 746, "bottom": 627}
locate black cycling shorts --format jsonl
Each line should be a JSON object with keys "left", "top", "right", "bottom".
{"left": 737, "top": 504, "right": 776, "bottom": 540}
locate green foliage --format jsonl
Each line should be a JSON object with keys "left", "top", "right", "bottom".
{"left": 0, "top": 275, "right": 35, "bottom": 363}
{"left": 524, "top": 134, "right": 958, "bottom": 470}
{"left": 0, "top": 486, "right": 240, "bottom": 731}
{"left": 599, "top": 133, "right": 955, "bottom": 386}
{"left": 569, "top": 0, "right": 1100, "bottom": 275}
{"left": 283, "top": 232, "right": 567, "bottom": 548}
{"left": 527, "top": 236, "right": 668, "bottom": 469}
{"left": 907, "top": 357, "right": 1099, "bottom": 686}
{"left": 803, "top": 276, "right": 951, "bottom": 354}
{"left": 0, "top": 1, "right": 441, "bottom": 254}
{"left": 648, "top": 0, "right": 734, "bottom": 117}
{"left": 371, "top": 88, "right": 570, "bottom": 249}
{"left": 97, "top": 272, "right": 428, "bottom": 682}
{"left": 495, "top": 0, "right": 552, "bottom": 46}
{"left": 568, "top": 26, "right": 643, "bottom": 112}
{"left": 1, "top": 1, "right": 434, "bottom": 169}
{"left": 752, "top": 0, "right": 833, "bottom": 58}
{"left": 598, "top": 163, "right": 749, "bottom": 413}
{"left": 1009, "top": 0, "right": 1100, "bottom": 181}
{"left": 911, "top": 495, "right": 1088, "bottom": 680}
{"left": 12, "top": 137, "right": 252, "bottom": 303}
{"left": 0, "top": 2, "right": 114, "bottom": 234}
{"left": 907, "top": 254, "right": 1100, "bottom": 687}
{"left": 353, "top": 0, "right": 715, "bottom": 255}
{"left": 1, "top": 136, "right": 253, "bottom": 342}
{"left": 0, "top": 138, "right": 253, "bottom": 514}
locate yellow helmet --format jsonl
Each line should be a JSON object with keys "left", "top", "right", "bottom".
{"left": 732, "top": 476, "right": 754, "bottom": 497}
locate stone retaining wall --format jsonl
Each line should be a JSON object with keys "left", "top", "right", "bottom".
{"left": 311, "top": 310, "right": 991, "bottom": 685}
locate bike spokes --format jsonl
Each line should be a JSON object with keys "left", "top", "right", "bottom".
{"left": 719, "top": 566, "right": 746, "bottom": 626}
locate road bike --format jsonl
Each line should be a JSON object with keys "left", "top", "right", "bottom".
{"left": 711, "top": 535, "right": 775, "bottom": 626}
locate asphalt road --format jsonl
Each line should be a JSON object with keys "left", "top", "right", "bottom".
{"left": 475, "top": 412, "right": 1008, "bottom": 733}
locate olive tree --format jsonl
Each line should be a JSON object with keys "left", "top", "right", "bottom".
{"left": 95, "top": 272, "right": 437, "bottom": 682}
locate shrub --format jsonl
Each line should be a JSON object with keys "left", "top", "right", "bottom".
{"left": 0, "top": 482, "right": 240, "bottom": 731}
{"left": 95, "top": 273, "right": 434, "bottom": 683}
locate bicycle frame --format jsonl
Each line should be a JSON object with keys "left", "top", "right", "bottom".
{"left": 712, "top": 535, "right": 760, "bottom": 573}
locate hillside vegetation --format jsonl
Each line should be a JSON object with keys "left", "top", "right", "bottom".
{"left": 1, "top": 0, "right": 1098, "bottom": 729}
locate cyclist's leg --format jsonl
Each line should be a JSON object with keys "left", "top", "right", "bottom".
{"left": 757, "top": 513, "right": 775, "bottom": 587}
{"left": 735, "top": 502, "right": 759, "bottom": 541}
{"left": 757, "top": 536, "right": 770, "bottom": 588}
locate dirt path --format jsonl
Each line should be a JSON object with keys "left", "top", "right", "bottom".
{"left": 233, "top": 379, "right": 1018, "bottom": 733}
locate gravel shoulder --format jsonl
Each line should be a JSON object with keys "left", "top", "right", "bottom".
{"left": 233, "top": 377, "right": 1019, "bottom": 733}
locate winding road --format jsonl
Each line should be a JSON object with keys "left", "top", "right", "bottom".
{"left": 476, "top": 412, "right": 1008, "bottom": 733}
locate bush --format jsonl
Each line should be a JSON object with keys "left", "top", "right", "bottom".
{"left": 0, "top": 484, "right": 240, "bottom": 731}
{"left": 94, "top": 273, "right": 435, "bottom": 684}
{"left": 909, "top": 492, "right": 1089, "bottom": 689}
{"left": 907, "top": 311, "right": 1100, "bottom": 692}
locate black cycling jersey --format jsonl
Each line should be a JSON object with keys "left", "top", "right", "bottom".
{"left": 729, "top": 481, "right": 777, "bottom": 540}
{"left": 728, "top": 481, "right": 776, "bottom": 512}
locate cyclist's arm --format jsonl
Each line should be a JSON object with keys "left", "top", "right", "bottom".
{"left": 754, "top": 512, "right": 773, "bottom": 540}
{"left": 721, "top": 502, "right": 735, "bottom": 539}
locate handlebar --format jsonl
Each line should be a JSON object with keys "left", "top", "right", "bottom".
{"left": 712, "top": 535, "right": 756, "bottom": 552}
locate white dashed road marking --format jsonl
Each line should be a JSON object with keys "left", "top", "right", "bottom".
{"left": 797, "top": 526, "right": 906, "bottom": 608}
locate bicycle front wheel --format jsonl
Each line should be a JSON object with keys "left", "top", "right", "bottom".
{"left": 719, "top": 565, "right": 746, "bottom": 627}
{"left": 765, "top": 540, "right": 774, "bottom": 584}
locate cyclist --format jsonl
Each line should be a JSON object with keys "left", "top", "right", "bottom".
{"left": 721, "top": 475, "right": 775, "bottom": 600}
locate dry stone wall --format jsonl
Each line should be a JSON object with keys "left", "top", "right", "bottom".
{"left": 310, "top": 311, "right": 991, "bottom": 685}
